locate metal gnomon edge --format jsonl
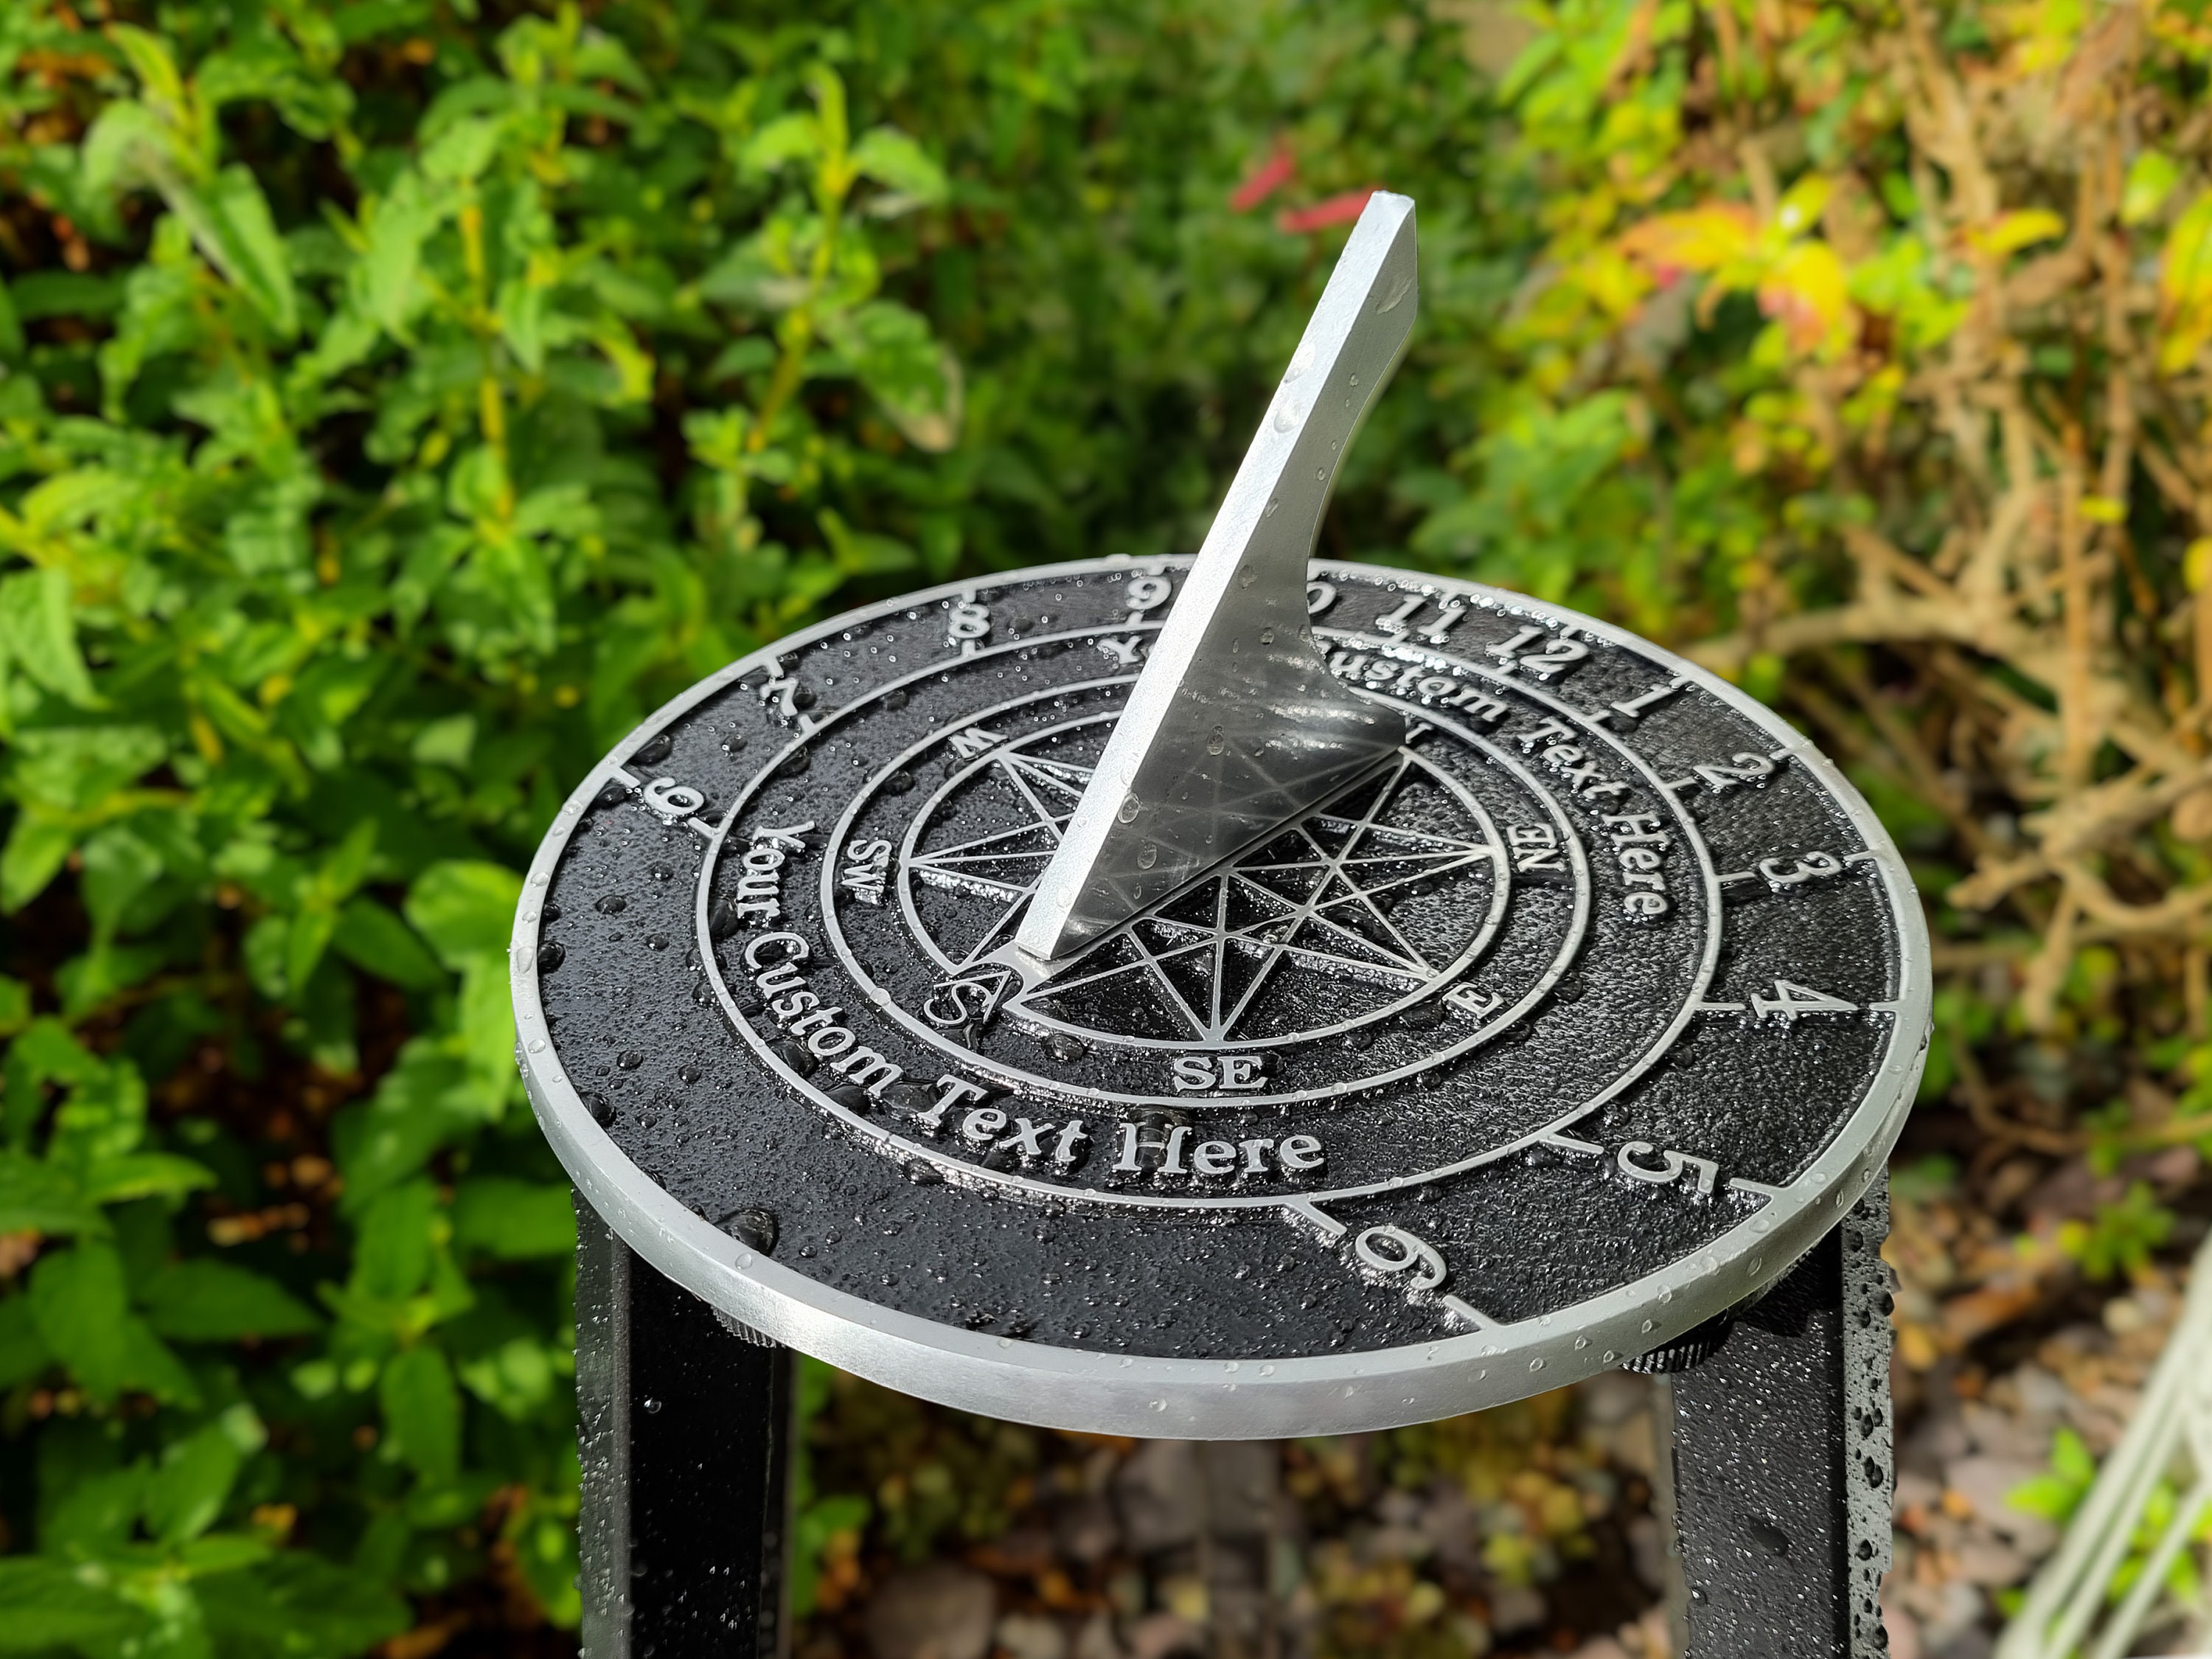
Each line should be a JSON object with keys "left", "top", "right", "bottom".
{"left": 512, "top": 195, "right": 1928, "bottom": 1658}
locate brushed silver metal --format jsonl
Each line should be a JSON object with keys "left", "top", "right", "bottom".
{"left": 1014, "top": 193, "right": 1419, "bottom": 964}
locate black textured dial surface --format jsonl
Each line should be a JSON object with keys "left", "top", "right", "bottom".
{"left": 514, "top": 560, "right": 1927, "bottom": 1435}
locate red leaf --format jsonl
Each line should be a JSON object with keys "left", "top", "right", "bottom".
{"left": 1276, "top": 187, "right": 1380, "bottom": 234}
{"left": 1230, "top": 140, "right": 1296, "bottom": 212}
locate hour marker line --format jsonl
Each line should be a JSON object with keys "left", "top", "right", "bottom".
{"left": 1694, "top": 1001, "right": 1747, "bottom": 1014}
{"left": 1283, "top": 1197, "right": 1347, "bottom": 1242}
{"left": 1540, "top": 1131, "right": 1604, "bottom": 1157}
{"left": 1439, "top": 1295, "right": 1489, "bottom": 1328}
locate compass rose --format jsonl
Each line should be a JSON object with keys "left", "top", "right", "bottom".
{"left": 899, "top": 730, "right": 1505, "bottom": 1048}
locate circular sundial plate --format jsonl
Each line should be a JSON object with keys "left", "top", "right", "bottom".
{"left": 512, "top": 560, "right": 1928, "bottom": 1437}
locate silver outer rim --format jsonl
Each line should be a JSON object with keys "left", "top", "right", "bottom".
{"left": 510, "top": 557, "right": 1931, "bottom": 1439}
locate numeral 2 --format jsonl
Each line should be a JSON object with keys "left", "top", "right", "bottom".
{"left": 1488, "top": 625, "right": 1588, "bottom": 679}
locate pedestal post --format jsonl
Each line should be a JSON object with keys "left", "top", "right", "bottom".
{"left": 1660, "top": 1186, "right": 1895, "bottom": 1658}
{"left": 575, "top": 1197, "right": 791, "bottom": 1659}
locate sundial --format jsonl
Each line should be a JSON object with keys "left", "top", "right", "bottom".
{"left": 515, "top": 197, "right": 1924, "bottom": 1658}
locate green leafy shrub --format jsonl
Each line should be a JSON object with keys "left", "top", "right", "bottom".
{"left": 0, "top": 1, "right": 1506, "bottom": 1649}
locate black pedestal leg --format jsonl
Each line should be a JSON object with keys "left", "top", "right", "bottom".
{"left": 1661, "top": 1186, "right": 1895, "bottom": 1658}
{"left": 575, "top": 1197, "right": 792, "bottom": 1659}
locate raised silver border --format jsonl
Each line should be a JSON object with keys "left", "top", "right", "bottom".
{"left": 511, "top": 559, "right": 1930, "bottom": 1439}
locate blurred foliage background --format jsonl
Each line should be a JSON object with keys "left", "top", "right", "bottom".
{"left": 6, "top": 0, "right": 2212, "bottom": 1653}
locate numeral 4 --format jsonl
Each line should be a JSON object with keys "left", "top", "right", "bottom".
{"left": 1750, "top": 978, "right": 1858, "bottom": 1021}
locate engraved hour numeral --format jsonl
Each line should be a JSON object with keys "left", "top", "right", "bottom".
{"left": 1376, "top": 593, "right": 1468, "bottom": 645}
{"left": 1607, "top": 679, "right": 1686, "bottom": 722}
{"left": 1125, "top": 574, "right": 1174, "bottom": 614}
{"left": 1758, "top": 850, "right": 1842, "bottom": 890}
{"left": 1349, "top": 1225, "right": 1486, "bottom": 1329}
{"left": 947, "top": 597, "right": 992, "bottom": 654}
{"left": 1718, "top": 848, "right": 1854, "bottom": 898}
{"left": 1617, "top": 1141, "right": 1719, "bottom": 1197}
{"left": 1692, "top": 751, "right": 1777, "bottom": 793}
{"left": 1307, "top": 580, "right": 1338, "bottom": 616}
{"left": 1750, "top": 978, "right": 1859, "bottom": 1020}
{"left": 1696, "top": 978, "right": 1864, "bottom": 1020}
{"left": 1488, "top": 625, "right": 1588, "bottom": 679}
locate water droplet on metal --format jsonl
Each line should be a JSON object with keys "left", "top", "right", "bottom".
{"left": 1206, "top": 726, "right": 1225, "bottom": 755}
{"left": 1116, "top": 793, "right": 1141, "bottom": 824}
{"left": 719, "top": 1206, "right": 778, "bottom": 1253}
{"left": 1136, "top": 844, "right": 1158, "bottom": 870}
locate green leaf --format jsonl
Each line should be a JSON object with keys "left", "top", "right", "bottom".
{"left": 849, "top": 127, "right": 948, "bottom": 206}
{"left": 8, "top": 725, "right": 169, "bottom": 813}
{"left": 421, "top": 115, "right": 504, "bottom": 182}
{"left": 404, "top": 860, "right": 523, "bottom": 967}
{"left": 361, "top": 170, "right": 442, "bottom": 335}
{"left": 41, "top": 1461, "right": 147, "bottom": 1558}
{"left": 0, "top": 1556, "right": 141, "bottom": 1652}
{"left": 380, "top": 1343, "right": 461, "bottom": 1480}
{"left": 1, "top": 816, "right": 77, "bottom": 914}
{"left": 0, "top": 1151, "right": 105, "bottom": 1236}
{"left": 820, "top": 300, "right": 962, "bottom": 453}
{"left": 79, "top": 824, "right": 167, "bottom": 936}
{"left": 0, "top": 568, "right": 99, "bottom": 709}
{"left": 191, "top": 166, "right": 300, "bottom": 337}
{"left": 451, "top": 1178, "right": 575, "bottom": 1259}
{"left": 285, "top": 907, "right": 340, "bottom": 1004}
{"left": 0, "top": 1296, "right": 53, "bottom": 1389}
{"left": 8, "top": 273, "right": 126, "bottom": 322}
{"left": 2006, "top": 1473, "right": 2081, "bottom": 1523}
{"left": 741, "top": 111, "right": 819, "bottom": 173}
{"left": 28, "top": 1239, "right": 198, "bottom": 1405}
{"left": 2053, "top": 1426, "right": 2096, "bottom": 1485}
{"left": 145, "top": 1405, "right": 265, "bottom": 1544}
{"left": 80, "top": 1151, "right": 215, "bottom": 1206}
{"left": 332, "top": 897, "right": 448, "bottom": 990}
{"left": 352, "top": 1178, "right": 439, "bottom": 1301}
{"left": 140, "top": 1259, "right": 321, "bottom": 1340}
{"left": 0, "top": 973, "right": 29, "bottom": 1040}
{"left": 199, "top": 1551, "right": 410, "bottom": 1659}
